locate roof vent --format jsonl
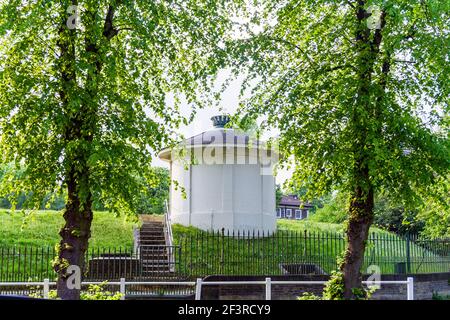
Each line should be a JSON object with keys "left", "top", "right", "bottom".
{"left": 211, "top": 115, "right": 230, "bottom": 128}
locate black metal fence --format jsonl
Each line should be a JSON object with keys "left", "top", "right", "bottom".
{"left": 1, "top": 231, "right": 449, "bottom": 283}
{"left": 175, "top": 230, "right": 450, "bottom": 276}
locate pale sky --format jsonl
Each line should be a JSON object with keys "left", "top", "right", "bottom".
{"left": 151, "top": 70, "right": 293, "bottom": 186}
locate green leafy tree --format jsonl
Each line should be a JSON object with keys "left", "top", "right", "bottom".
{"left": 225, "top": 1, "right": 449, "bottom": 298}
{"left": 0, "top": 0, "right": 236, "bottom": 299}
{"left": 416, "top": 175, "right": 450, "bottom": 238}
{"left": 136, "top": 166, "right": 170, "bottom": 214}
{"left": 373, "top": 196, "right": 424, "bottom": 235}
{"left": 0, "top": 163, "right": 169, "bottom": 212}
{"left": 309, "top": 192, "right": 348, "bottom": 224}
{"left": 275, "top": 184, "right": 283, "bottom": 206}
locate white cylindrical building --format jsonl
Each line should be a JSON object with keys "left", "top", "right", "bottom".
{"left": 158, "top": 115, "right": 278, "bottom": 235}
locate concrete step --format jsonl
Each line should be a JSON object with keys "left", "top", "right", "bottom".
{"left": 139, "top": 236, "right": 165, "bottom": 240}
{"left": 140, "top": 246, "right": 167, "bottom": 248}
{"left": 139, "top": 242, "right": 166, "bottom": 245}
{"left": 141, "top": 259, "right": 170, "bottom": 263}
{"left": 139, "top": 234, "right": 166, "bottom": 240}
{"left": 139, "top": 234, "right": 165, "bottom": 238}
{"left": 139, "top": 231, "right": 165, "bottom": 235}
{"left": 140, "top": 251, "right": 169, "bottom": 255}
{"left": 139, "top": 232, "right": 164, "bottom": 235}
{"left": 140, "top": 251, "right": 168, "bottom": 255}
{"left": 140, "top": 252, "right": 167, "bottom": 255}
{"left": 139, "top": 237, "right": 165, "bottom": 241}
{"left": 141, "top": 224, "right": 164, "bottom": 228}
{"left": 135, "top": 220, "right": 172, "bottom": 274}
{"left": 140, "top": 256, "right": 169, "bottom": 260}
{"left": 140, "top": 263, "right": 172, "bottom": 267}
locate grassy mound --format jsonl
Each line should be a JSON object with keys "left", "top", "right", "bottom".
{"left": 0, "top": 209, "right": 137, "bottom": 247}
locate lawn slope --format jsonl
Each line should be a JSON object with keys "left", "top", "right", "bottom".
{"left": 0, "top": 210, "right": 137, "bottom": 247}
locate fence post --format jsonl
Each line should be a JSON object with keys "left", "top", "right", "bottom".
{"left": 406, "top": 233, "right": 411, "bottom": 274}
{"left": 407, "top": 277, "right": 414, "bottom": 300}
{"left": 265, "top": 277, "right": 271, "bottom": 300}
{"left": 195, "top": 278, "right": 203, "bottom": 300}
{"left": 43, "top": 278, "right": 49, "bottom": 299}
{"left": 178, "top": 245, "right": 182, "bottom": 274}
{"left": 120, "top": 278, "right": 126, "bottom": 300}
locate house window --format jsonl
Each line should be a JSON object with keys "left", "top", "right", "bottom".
{"left": 301, "top": 210, "right": 308, "bottom": 219}
{"left": 295, "top": 209, "right": 301, "bottom": 219}
{"left": 286, "top": 208, "right": 292, "bottom": 218}
{"left": 276, "top": 208, "right": 281, "bottom": 218}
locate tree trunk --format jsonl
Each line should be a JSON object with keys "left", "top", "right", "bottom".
{"left": 53, "top": 2, "right": 121, "bottom": 300}
{"left": 55, "top": 166, "right": 93, "bottom": 300}
{"left": 341, "top": 171, "right": 374, "bottom": 299}
{"left": 338, "top": 1, "right": 384, "bottom": 299}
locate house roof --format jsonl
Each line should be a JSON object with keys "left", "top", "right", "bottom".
{"left": 279, "top": 195, "right": 314, "bottom": 208}
{"left": 158, "top": 128, "right": 278, "bottom": 162}
{"left": 158, "top": 114, "right": 280, "bottom": 162}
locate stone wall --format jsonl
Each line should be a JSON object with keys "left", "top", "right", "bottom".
{"left": 200, "top": 273, "right": 450, "bottom": 300}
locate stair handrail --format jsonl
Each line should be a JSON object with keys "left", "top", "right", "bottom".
{"left": 163, "top": 199, "right": 175, "bottom": 272}
{"left": 133, "top": 226, "right": 141, "bottom": 258}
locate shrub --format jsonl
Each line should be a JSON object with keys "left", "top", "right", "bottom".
{"left": 80, "top": 282, "right": 123, "bottom": 300}
{"left": 29, "top": 281, "right": 123, "bottom": 300}
{"left": 373, "top": 197, "right": 424, "bottom": 235}
{"left": 297, "top": 292, "right": 321, "bottom": 300}
{"left": 297, "top": 270, "right": 377, "bottom": 300}
{"left": 309, "top": 192, "right": 347, "bottom": 224}
{"left": 322, "top": 271, "right": 345, "bottom": 300}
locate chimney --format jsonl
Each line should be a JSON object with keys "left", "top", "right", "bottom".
{"left": 211, "top": 115, "right": 230, "bottom": 128}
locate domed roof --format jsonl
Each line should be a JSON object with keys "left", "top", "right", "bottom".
{"left": 158, "top": 115, "right": 275, "bottom": 162}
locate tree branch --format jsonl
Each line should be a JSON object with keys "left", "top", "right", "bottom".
{"left": 394, "top": 60, "right": 415, "bottom": 64}
{"left": 116, "top": 27, "right": 133, "bottom": 32}
{"left": 264, "top": 35, "right": 355, "bottom": 73}
{"left": 103, "top": 4, "right": 119, "bottom": 40}
{"left": 372, "top": 10, "right": 387, "bottom": 51}
{"left": 264, "top": 35, "right": 315, "bottom": 65}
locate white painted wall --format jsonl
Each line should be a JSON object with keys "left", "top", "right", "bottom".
{"left": 169, "top": 159, "right": 276, "bottom": 235}
{"left": 162, "top": 127, "right": 278, "bottom": 236}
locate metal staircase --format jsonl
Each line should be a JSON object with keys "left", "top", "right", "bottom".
{"left": 126, "top": 213, "right": 194, "bottom": 300}
{"left": 138, "top": 219, "right": 173, "bottom": 276}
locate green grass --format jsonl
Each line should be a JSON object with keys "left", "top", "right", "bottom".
{"left": 0, "top": 209, "right": 137, "bottom": 247}
{"left": 173, "top": 219, "right": 449, "bottom": 276}
{"left": 432, "top": 292, "right": 450, "bottom": 300}
{"left": 0, "top": 211, "right": 447, "bottom": 281}
{"left": 0, "top": 209, "right": 138, "bottom": 282}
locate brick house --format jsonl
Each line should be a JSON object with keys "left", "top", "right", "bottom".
{"left": 276, "top": 195, "right": 314, "bottom": 220}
